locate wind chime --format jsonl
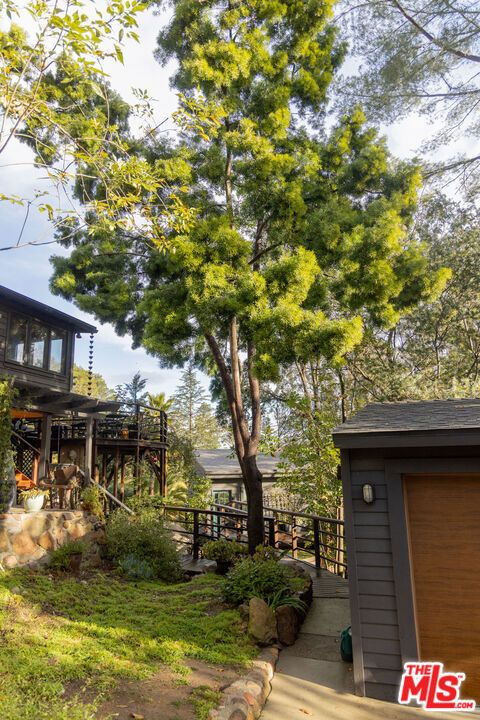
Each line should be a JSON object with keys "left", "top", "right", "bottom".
{"left": 87, "top": 333, "right": 95, "bottom": 397}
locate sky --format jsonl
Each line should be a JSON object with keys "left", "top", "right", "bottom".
{"left": 0, "top": 3, "right": 476, "bottom": 399}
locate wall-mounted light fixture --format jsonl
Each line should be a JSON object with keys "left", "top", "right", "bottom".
{"left": 362, "top": 484, "right": 375, "bottom": 504}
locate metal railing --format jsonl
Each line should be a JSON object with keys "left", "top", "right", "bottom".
{"left": 161, "top": 502, "right": 347, "bottom": 577}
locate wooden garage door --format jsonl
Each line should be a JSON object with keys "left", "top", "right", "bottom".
{"left": 405, "top": 474, "right": 480, "bottom": 703}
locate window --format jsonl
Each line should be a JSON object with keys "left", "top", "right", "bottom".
{"left": 6, "top": 316, "right": 27, "bottom": 364}
{"left": 6, "top": 313, "right": 66, "bottom": 373}
{"left": 49, "top": 329, "right": 66, "bottom": 372}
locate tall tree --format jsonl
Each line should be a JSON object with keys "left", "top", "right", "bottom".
{"left": 115, "top": 372, "right": 148, "bottom": 408}
{"left": 73, "top": 365, "right": 115, "bottom": 400}
{"left": 337, "top": 1, "right": 480, "bottom": 184}
{"left": 170, "top": 365, "right": 226, "bottom": 449}
{"left": 51, "top": 0, "right": 447, "bottom": 550}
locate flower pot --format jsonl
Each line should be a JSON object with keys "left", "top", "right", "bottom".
{"left": 215, "top": 559, "right": 232, "bottom": 575}
{"left": 0, "top": 468, "right": 17, "bottom": 513}
{"left": 23, "top": 495, "right": 45, "bottom": 513}
{"left": 68, "top": 553, "right": 83, "bottom": 575}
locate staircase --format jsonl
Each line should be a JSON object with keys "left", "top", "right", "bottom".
{"left": 11, "top": 432, "right": 40, "bottom": 490}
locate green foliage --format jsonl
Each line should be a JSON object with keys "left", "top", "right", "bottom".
{"left": 266, "top": 589, "right": 308, "bottom": 614}
{"left": 0, "top": 571, "right": 256, "bottom": 720}
{"left": 19, "top": 488, "right": 48, "bottom": 501}
{"left": 49, "top": 540, "right": 87, "bottom": 571}
{"left": 81, "top": 485, "right": 105, "bottom": 521}
{"left": 118, "top": 554, "right": 155, "bottom": 580}
{"left": 106, "top": 507, "right": 182, "bottom": 582}
{"left": 0, "top": 378, "right": 15, "bottom": 480}
{"left": 202, "top": 539, "right": 247, "bottom": 563}
{"left": 73, "top": 366, "right": 115, "bottom": 401}
{"left": 115, "top": 371, "right": 148, "bottom": 408}
{"left": 278, "top": 396, "right": 341, "bottom": 517}
{"left": 223, "top": 557, "right": 296, "bottom": 606}
{"left": 190, "top": 686, "right": 222, "bottom": 720}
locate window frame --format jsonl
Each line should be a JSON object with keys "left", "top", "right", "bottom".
{"left": 5, "top": 311, "right": 68, "bottom": 375}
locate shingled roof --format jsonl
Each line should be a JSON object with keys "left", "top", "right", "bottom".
{"left": 333, "top": 399, "right": 480, "bottom": 448}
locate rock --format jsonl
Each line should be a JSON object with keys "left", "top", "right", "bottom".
{"left": 23, "top": 514, "right": 49, "bottom": 537}
{"left": 37, "top": 532, "right": 55, "bottom": 551}
{"left": 0, "top": 530, "right": 10, "bottom": 553}
{"left": 275, "top": 604, "right": 300, "bottom": 646}
{"left": 2, "top": 554, "right": 18, "bottom": 568}
{"left": 12, "top": 531, "right": 37, "bottom": 557}
{"left": 248, "top": 598, "right": 277, "bottom": 645}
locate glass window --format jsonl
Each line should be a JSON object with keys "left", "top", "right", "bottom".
{"left": 49, "top": 329, "right": 65, "bottom": 372}
{"left": 28, "top": 322, "right": 48, "bottom": 368}
{"left": 6, "top": 315, "right": 27, "bottom": 364}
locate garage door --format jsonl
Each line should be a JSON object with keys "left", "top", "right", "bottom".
{"left": 405, "top": 474, "right": 480, "bottom": 703}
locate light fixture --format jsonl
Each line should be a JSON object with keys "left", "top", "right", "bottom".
{"left": 362, "top": 484, "right": 375, "bottom": 504}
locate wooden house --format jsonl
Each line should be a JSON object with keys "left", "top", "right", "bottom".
{"left": 0, "top": 285, "right": 167, "bottom": 499}
{"left": 333, "top": 399, "right": 480, "bottom": 705}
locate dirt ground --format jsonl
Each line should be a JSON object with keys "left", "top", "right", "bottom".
{"left": 96, "top": 659, "right": 240, "bottom": 720}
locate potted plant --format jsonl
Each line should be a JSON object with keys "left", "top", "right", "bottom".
{"left": 49, "top": 540, "right": 87, "bottom": 574}
{"left": 0, "top": 379, "right": 17, "bottom": 513}
{"left": 202, "top": 539, "right": 247, "bottom": 574}
{"left": 20, "top": 487, "right": 48, "bottom": 513}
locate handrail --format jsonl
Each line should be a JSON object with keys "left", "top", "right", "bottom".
{"left": 224, "top": 499, "right": 345, "bottom": 525}
{"left": 88, "top": 478, "right": 135, "bottom": 515}
{"left": 11, "top": 430, "right": 41, "bottom": 456}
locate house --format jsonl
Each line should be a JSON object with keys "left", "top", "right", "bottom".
{"left": 194, "top": 449, "right": 281, "bottom": 504}
{"left": 0, "top": 285, "right": 167, "bottom": 499}
{"left": 333, "top": 399, "right": 480, "bottom": 705}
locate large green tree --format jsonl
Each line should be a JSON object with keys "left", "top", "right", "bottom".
{"left": 50, "top": 0, "right": 447, "bottom": 550}
{"left": 72, "top": 365, "right": 115, "bottom": 400}
{"left": 170, "top": 364, "right": 226, "bottom": 449}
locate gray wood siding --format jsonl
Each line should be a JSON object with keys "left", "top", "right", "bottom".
{"left": 349, "top": 468, "right": 402, "bottom": 702}
{"left": 0, "top": 300, "right": 73, "bottom": 393}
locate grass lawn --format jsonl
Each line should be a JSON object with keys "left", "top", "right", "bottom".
{"left": 0, "top": 569, "right": 257, "bottom": 720}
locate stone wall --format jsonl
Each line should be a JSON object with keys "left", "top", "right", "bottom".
{"left": 0, "top": 508, "right": 103, "bottom": 569}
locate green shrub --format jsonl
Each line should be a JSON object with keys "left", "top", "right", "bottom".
{"left": 223, "top": 557, "right": 295, "bottom": 605}
{"left": 106, "top": 508, "right": 182, "bottom": 582}
{"left": 118, "top": 554, "right": 155, "bottom": 580}
{"left": 202, "top": 539, "right": 247, "bottom": 562}
{"left": 81, "top": 484, "right": 105, "bottom": 521}
{"left": 49, "top": 540, "right": 87, "bottom": 571}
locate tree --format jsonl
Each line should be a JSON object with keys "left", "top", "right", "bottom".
{"left": 72, "top": 365, "right": 115, "bottom": 400}
{"left": 51, "top": 0, "right": 447, "bottom": 551}
{"left": 337, "top": 1, "right": 480, "bottom": 184}
{"left": 147, "top": 392, "right": 174, "bottom": 413}
{"left": 115, "top": 371, "right": 148, "bottom": 408}
{"left": 170, "top": 364, "right": 226, "bottom": 449}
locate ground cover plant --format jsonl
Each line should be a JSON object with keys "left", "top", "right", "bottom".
{"left": 0, "top": 569, "right": 256, "bottom": 720}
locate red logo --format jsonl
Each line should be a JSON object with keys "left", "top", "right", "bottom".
{"left": 398, "top": 662, "right": 476, "bottom": 711}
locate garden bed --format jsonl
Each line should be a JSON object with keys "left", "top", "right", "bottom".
{"left": 0, "top": 568, "right": 257, "bottom": 720}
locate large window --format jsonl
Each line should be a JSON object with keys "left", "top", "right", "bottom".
{"left": 6, "top": 314, "right": 66, "bottom": 373}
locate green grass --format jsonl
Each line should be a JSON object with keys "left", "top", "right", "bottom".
{"left": 0, "top": 570, "right": 256, "bottom": 720}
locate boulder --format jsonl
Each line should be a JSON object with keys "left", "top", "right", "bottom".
{"left": 37, "top": 532, "right": 55, "bottom": 551}
{"left": 12, "top": 531, "right": 37, "bottom": 557}
{"left": 248, "top": 598, "right": 277, "bottom": 645}
{"left": 2, "top": 554, "right": 18, "bottom": 569}
{"left": 275, "top": 604, "right": 300, "bottom": 646}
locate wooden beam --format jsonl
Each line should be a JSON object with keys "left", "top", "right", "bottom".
{"left": 39, "top": 413, "right": 52, "bottom": 480}
{"left": 84, "top": 416, "right": 94, "bottom": 482}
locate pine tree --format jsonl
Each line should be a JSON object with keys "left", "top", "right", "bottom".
{"left": 115, "top": 372, "right": 148, "bottom": 409}
{"left": 170, "top": 365, "right": 226, "bottom": 449}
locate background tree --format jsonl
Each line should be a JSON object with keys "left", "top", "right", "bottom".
{"left": 170, "top": 364, "right": 227, "bottom": 449}
{"left": 72, "top": 365, "right": 116, "bottom": 400}
{"left": 115, "top": 371, "right": 148, "bottom": 409}
{"left": 338, "top": 0, "right": 480, "bottom": 186}
{"left": 51, "top": 0, "right": 448, "bottom": 550}
{"left": 147, "top": 392, "right": 174, "bottom": 412}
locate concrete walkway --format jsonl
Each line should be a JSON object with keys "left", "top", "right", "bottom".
{"left": 260, "top": 572, "right": 468, "bottom": 720}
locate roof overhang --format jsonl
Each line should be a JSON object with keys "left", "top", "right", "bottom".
{"left": 333, "top": 427, "right": 480, "bottom": 450}
{"left": 12, "top": 380, "right": 120, "bottom": 416}
{"left": 0, "top": 285, "right": 97, "bottom": 334}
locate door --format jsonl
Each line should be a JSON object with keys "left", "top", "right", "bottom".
{"left": 405, "top": 473, "right": 480, "bottom": 703}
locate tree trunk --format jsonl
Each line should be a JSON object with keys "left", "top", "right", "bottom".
{"left": 242, "top": 453, "right": 265, "bottom": 553}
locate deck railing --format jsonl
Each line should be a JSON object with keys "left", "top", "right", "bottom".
{"left": 161, "top": 502, "right": 347, "bottom": 577}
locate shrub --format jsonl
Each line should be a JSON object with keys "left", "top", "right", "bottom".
{"left": 223, "top": 557, "right": 295, "bottom": 605}
{"left": 202, "top": 539, "right": 247, "bottom": 562}
{"left": 81, "top": 484, "right": 105, "bottom": 521}
{"left": 118, "top": 554, "right": 155, "bottom": 580}
{"left": 49, "top": 540, "right": 87, "bottom": 571}
{"left": 106, "top": 508, "right": 182, "bottom": 582}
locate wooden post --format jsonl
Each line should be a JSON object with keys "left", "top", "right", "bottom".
{"left": 291, "top": 516, "right": 298, "bottom": 559}
{"left": 113, "top": 448, "right": 120, "bottom": 499}
{"left": 313, "top": 518, "right": 321, "bottom": 576}
{"left": 102, "top": 453, "right": 108, "bottom": 488}
{"left": 193, "top": 510, "right": 200, "bottom": 560}
{"left": 268, "top": 517, "right": 275, "bottom": 548}
{"left": 120, "top": 455, "right": 126, "bottom": 502}
{"left": 84, "top": 416, "right": 94, "bottom": 482}
{"left": 39, "top": 413, "right": 52, "bottom": 480}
